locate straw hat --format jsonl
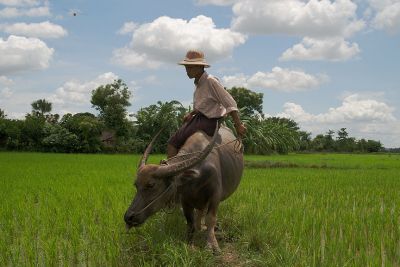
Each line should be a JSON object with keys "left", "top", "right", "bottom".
{"left": 178, "top": 50, "right": 210, "bottom": 68}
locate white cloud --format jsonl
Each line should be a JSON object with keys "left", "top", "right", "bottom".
{"left": 112, "top": 15, "right": 246, "bottom": 69}
{"left": 0, "top": 5, "right": 49, "bottom": 18}
{"left": 222, "top": 73, "right": 248, "bottom": 88}
{"left": 280, "top": 37, "right": 361, "bottom": 61}
{"left": 49, "top": 72, "right": 119, "bottom": 108}
{"left": 117, "top": 21, "right": 138, "bottom": 35}
{"left": 222, "top": 67, "right": 327, "bottom": 92}
{"left": 0, "top": 21, "right": 67, "bottom": 38}
{"left": 0, "top": 0, "right": 39, "bottom": 6}
{"left": 369, "top": 0, "right": 400, "bottom": 33}
{"left": 231, "top": 0, "right": 365, "bottom": 38}
{"left": 275, "top": 93, "right": 399, "bottom": 147}
{"left": 0, "top": 7, "right": 18, "bottom": 17}
{"left": 0, "top": 35, "right": 54, "bottom": 75}
{"left": 0, "top": 75, "right": 14, "bottom": 100}
{"left": 0, "top": 75, "right": 13, "bottom": 86}
{"left": 228, "top": 0, "right": 364, "bottom": 62}
{"left": 112, "top": 48, "right": 161, "bottom": 69}
{"left": 278, "top": 94, "right": 396, "bottom": 124}
{"left": 0, "top": 87, "right": 13, "bottom": 98}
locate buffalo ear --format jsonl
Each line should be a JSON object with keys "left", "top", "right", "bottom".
{"left": 182, "top": 169, "right": 201, "bottom": 178}
{"left": 173, "top": 169, "right": 201, "bottom": 186}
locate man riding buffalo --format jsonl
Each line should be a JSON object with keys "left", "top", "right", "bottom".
{"left": 124, "top": 50, "right": 247, "bottom": 252}
{"left": 166, "top": 50, "right": 247, "bottom": 159}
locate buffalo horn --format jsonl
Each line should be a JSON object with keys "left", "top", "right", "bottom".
{"left": 138, "top": 128, "right": 163, "bottom": 169}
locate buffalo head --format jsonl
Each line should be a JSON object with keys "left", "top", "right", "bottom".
{"left": 124, "top": 126, "right": 218, "bottom": 229}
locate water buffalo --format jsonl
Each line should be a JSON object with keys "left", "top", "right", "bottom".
{"left": 124, "top": 125, "right": 243, "bottom": 252}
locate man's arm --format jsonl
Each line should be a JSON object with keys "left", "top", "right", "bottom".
{"left": 230, "top": 110, "right": 246, "bottom": 138}
{"left": 208, "top": 77, "right": 246, "bottom": 137}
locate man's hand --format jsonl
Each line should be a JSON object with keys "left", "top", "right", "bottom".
{"left": 235, "top": 122, "right": 247, "bottom": 138}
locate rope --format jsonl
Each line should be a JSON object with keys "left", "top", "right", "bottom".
{"left": 132, "top": 183, "right": 174, "bottom": 216}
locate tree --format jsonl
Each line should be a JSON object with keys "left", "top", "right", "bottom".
{"left": 0, "top": 119, "right": 24, "bottom": 149}
{"left": 221, "top": 87, "right": 300, "bottom": 154}
{"left": 60, "top": 113, "right": 104, "bottom": 152}
{"left": 91, "top": 79, "right": 131, "bottom": 137}
{"left": 365, "top": 140, "right": 383, "bottom": 152}
{"left": 227, "top": 87, "right": 263, "bottom": 117}
{"left": 232, "top": 114, "right": 300, "bottom": 154}
{"left": 262, "top": 117, "right": 300, "bottom": 154}
{"left": 21, "top": 113, "right": 46, "bottom": 150}
{"left": 336, "top": 128, "right": 351, "bottom": 152}
{"left": 266, "top": 117, "right": 299, "bottom": 132}
{"left": 0, "top": 108, "right": 5, "bottom": 119}
{"left": 298, "top": 131, "right": 312, "bottom": 151}
{"left": 323, "top": 130, "right": 335, "bottom": 151}
{"left": 134, "top": 100, "right": 188, "bottom": 153}
{"left": 31, "top": 99, "right": 52, "bottom": 117}
{"left": 45, "top": 113, "right": 60, "bottom": 124}
{"left": 337, "top": 128, "right": 348, "bottom": 140}
{"left": 311, "top": 134, "right": 325, "bottom": 151}
{"left": 42, "top": 124, "right": 79, "bottom": 152}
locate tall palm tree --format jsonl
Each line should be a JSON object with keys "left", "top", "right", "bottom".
{"left": 31, "top": 99, "right": 52, "bottom": 116}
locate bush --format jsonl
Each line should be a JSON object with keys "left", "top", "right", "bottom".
{"left": 42, "top": 124, "right": 79, "bottom": 152}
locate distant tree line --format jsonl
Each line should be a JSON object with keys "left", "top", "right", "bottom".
{"left": 0, "top": 81, "right": 387, "bottom": 154}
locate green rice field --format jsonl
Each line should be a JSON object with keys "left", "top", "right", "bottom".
{"left": 1, "top": 152, "right": 399, "bottom": 266}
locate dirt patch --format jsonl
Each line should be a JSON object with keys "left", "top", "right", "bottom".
{"left": 216, "top": 244, "right": 244, "bottom": 267}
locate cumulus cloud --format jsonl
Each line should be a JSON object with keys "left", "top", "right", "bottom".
{"left": 117, "top": 21, "right": 138, "bottom": 35}
{"left": 222, "top": 67, "right": 327, "bottom": 92}
{"left": 0, "top": 35, "right": 54, "bottom": 75}
{"left": 368, "top": 0, "right": 400, "bottom": 33}
{"left": 0, "top": 21, "right": 67, "bottom": 38}
{"left": 0, "top": 87, "right": 13, "bottom": 98}
{"left": 231, "top": 0, "right": 365, "bottom": 38}
{"left": 275, "top": 93, "right": 399, "bottom": 147}
{"left": 112, "top": 48, "right": 161, "bottom": 69}
{"left": 280, "top": 37, "right": 361, "bottom": 61}
{"left": 49, "top": 72, "right": 119, "bottom": 107}
{"left": 0, "top": 0, "right": 40, "bottom": 6}
{"left": 222, "top": 73, "right": 247, "bottom": 89}
{"left": 0, "top": 75, "right": 13, "bottom": 99}
{"left": 0, "top": 75, "right": 13, "bottom": 86}
{"left": 0, "top": 5, "right": 49, "bottom": 18}
{"left": 278, "top": 94, "right": 396, "bottom": 124}
{"left": 227, "top": 0, "right": 364, "bottom": 62}
{"left": 112, "top": 15, "right": 246, "bottom": 69}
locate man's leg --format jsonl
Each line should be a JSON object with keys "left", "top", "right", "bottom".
{"left": 167, "top": 144, "right": 178, "bottom": 159}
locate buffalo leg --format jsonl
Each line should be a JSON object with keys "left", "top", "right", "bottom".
{"left": 182, "top": 202, "right": 195, "bottom": 244}
{"left": 205, "top": 204, "right": 220, "bottom": 252}
{"left": 194, "top": 209, "right": 206, "bottom": 231}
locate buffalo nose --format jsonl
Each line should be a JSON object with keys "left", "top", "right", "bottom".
{"left": 124, "top": 211, "right": 133, "bottom": 224}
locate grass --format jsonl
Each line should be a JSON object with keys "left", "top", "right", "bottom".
{"left": 0, "top": 152, "right": 399, "bottom": 266}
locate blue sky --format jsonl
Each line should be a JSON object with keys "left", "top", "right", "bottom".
{"left": 0, "top": 0, "right": 399, "bottom": 147}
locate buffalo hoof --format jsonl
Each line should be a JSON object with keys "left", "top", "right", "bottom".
{"left": 206, "top": 243, "right": 221, "bottom": 255}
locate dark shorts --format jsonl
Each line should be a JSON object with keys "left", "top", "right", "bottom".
{"left": 168, "top": 113, "right": 220, "bottom": 149}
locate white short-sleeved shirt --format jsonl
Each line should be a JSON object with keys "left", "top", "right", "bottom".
{"left": 193, "top": 72, "right": 238, "bottom": 119}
